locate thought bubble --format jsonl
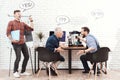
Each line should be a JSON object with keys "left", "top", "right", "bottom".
{"left": 91, "top": 9, "right": 104, "bottom": 19}
{"left": 19, "top": 0, "right": 35, "bottom": 12}
{"left": 56, "top": 15, "right": 70, "bottom": 25}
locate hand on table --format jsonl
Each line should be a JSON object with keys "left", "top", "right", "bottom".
{"left": 56, "top": 47, "right": 64, "bottom": 52}
{"left": 76, "top": 50, "right": 84, "bottom": 55}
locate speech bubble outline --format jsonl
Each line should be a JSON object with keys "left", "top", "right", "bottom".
{"left": 91, "top": 9, "right": 104, "bottom": 19}
{"left": 19, "top": 0, "right": 35, "bottom": 12}
{"left": 56, "top": 15, "right": 70, "bottom": 25}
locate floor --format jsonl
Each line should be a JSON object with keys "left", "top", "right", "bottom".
{"left": 0, "top": 69, "right": 120, "bottom": 80}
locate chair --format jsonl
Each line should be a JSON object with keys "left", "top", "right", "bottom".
{"left": 36, "top": 47, "right": 58, "bottom": 80}
{"left": 88, "top": 47, "right": 110, "bottom": 80}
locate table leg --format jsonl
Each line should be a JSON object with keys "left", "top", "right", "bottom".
{"left": 34, "top": 50, "right": 37, "bottom": 73}
{"left": 68, "top": 49, "right": 72, "bottom": 74}
{"left": 37, "top": 53, "right": 40, "bottom": 72}
{"left": 28, "top": 48, "right": 34, "bottom": 74}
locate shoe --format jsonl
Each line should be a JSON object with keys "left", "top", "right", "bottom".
{"left": 94, "top": 71, "right": 101, "bottom": 76}
{"left": 20, "top": 72, "right": 31, "bottom": 76}
{"left": 46, "top": 67, "right": 57, "bottom": 76}
{"left": 82, "top": 70, "right": 90, "bottom": 73}
{"left": 13, "top": 72, "right": 20, "bottom": 78}
{"left": 50, "top": 67, "right": 57, "bottom": 76}
{"left": 46, "top": 68, "right": 49, "bottom": 76}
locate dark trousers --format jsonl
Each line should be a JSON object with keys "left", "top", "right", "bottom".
{"left": 51, "top": 52, "right": 65, "bottom": 62}
{"left": 12, "top": 43, "right": 29, "bottom": 73}
{"left": 80, "top": 53, "right": 99, "bottom": 73}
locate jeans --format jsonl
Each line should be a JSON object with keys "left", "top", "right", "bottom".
{"left": 12, "top": 43, "right": 29, "bottom": 73}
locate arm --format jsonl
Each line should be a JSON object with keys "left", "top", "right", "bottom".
{"left": 46, "top": 37, "right": 63, "bottom": 52}
{"left": 29, "top": 16, "right": 34, "bottom": 29}
{"left": 77, "top": 37, "right": 97, "bottom": 55}
{"left": 24, "top": 16, "right": 34, "bottom": 31}
{"left": 6, "top": 21, "right": 19, "bottom": 43}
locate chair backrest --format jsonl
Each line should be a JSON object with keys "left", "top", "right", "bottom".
{"left": 92, "top": 47, "right": 110, "bottom": 62}
{"left": 36, "top": 47, "right": 53, "bottom": 62}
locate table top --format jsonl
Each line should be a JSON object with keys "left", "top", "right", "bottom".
{"left": 61, "top": 46, "right": 86, "bottom": 50}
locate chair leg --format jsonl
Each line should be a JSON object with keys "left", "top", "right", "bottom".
{"left": 51, "top": 63, "right": 58, "bottom": 75}
{"left": 37, "top": 62, "right": 43, "bottom": 77}
{"left": 88, "top": 63, "right": 94, "bottom": 79}
{"left": 99, "top": 62, "right": 103, "bottom": 75}
{"left": 48, "top": 63, "right": 52, "bottom": 80}
{"left": 104, "top": 61, "right": 107, "bottom": 74}
{"left": 9, "top": 48, "right": 12, "bottom": 77}
{"left": 28, "top": 48, "right": 34, "bottom": 75}
{"left": 94, "top": 63, "right": 97, "bottom": 80}
{"left": 101, "top": 62, "right": 107, "bottom": 74}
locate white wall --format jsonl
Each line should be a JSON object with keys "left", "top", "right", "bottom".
{"left": 0, "top": 0, "right": 120, "bottom": 70}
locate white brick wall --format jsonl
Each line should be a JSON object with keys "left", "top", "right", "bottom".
{"left": 0, "top": 0, "right": 120, "bottom": 70}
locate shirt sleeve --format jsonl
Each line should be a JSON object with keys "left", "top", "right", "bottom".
{"left": 86, "top": 36, "right": 97, "bottom": 52}
{"left": 87, "top": 37, "right": 96, "bottom": 48}
{"left": 23, "top": 22, "right": 33, "bottom": 31}
{"left": 6, "top": 21, "right": 12, "bottom": 37}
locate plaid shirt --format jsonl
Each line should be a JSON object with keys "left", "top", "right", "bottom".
{"left": 6, "top": 20, "right": 33, "bottom": 44}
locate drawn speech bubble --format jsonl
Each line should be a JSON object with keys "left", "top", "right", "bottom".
{"left": 56, "top": 15, "right": 70, "bottom": 25}
{"left": 91, "top": 9, "right": 104, "bottom": 19}
{"left": 19, "top": 0, "right": 35, "bottom": 12}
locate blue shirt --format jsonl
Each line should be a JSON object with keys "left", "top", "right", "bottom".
{"left": 85, "top": 34, "right": 99, "bottom": 53}
{"left": 45, "top": 35, "right": 59, "bottom": 52}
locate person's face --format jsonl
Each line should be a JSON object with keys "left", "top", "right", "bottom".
{"left": 14, "top": 12, "right": 21, "bottom": 20}
{"left": 81, "top": 29, "right": 85, "bottom": 35}
{"left": 57, "top": 31, "right": 63, "bottom": 38}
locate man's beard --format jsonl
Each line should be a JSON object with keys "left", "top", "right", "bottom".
{"left": 82, "top": 35, "right": 86, "bottom": 38}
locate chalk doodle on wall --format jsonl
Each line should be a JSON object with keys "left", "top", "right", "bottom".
{"left": 56, "top": 15, "right": 70, "bottom": 25}
{"left": 8, "top": 0, "right": 35, "bottom": 17}
{"left": 91, "top": 9, "right": 104, "bottom": 19}
{"left": 19, "top": 0, "right": 35, "bottom": 12}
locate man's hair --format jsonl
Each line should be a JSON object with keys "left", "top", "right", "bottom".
{"left": 81, "top": 27, "right": 90, "bottom": 33}
{"left": 54, "top": 27, "right": 62, "bottom": 34}
{"left": 14, "top": 10, "right": 21, "bottom": 14}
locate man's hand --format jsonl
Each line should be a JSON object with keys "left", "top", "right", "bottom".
{"left": 11, "top": 40, "right": 19, "bottom": 43}
{"left": 28, "top": 15, "right": 34, "bottom": 29}
{"left": 8, "top": 35, "right": 19, "bottom": 43}
{"left": 29, "top": 15, "right": 33, "bottom": 22}
{"left": 76, "top": 50, "right": 85, "bottom": 55}
{"left": 56, "top": 47, "right": 64, "bottom": 52}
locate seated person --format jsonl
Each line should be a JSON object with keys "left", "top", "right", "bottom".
{"left": 77, "top": 27, "right": 100, "bottom": 74}
{"left": 45, "top": 27, "right": 65, "bottom": 76}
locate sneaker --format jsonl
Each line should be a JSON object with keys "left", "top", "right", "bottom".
{"left": 13, "top": 72, "right": 20, "bottom": 78}
{"left": 50, "top": 67, "right": 57, "bottom": 76}
{"left": 20, "top": 72, "right": 31, "bottom": 76}
{"left": 94, "top": 71, "right": 101, "bottom": 75}
{"left": 82, "top": 70, "right": 90, "bottom": 73}
{"left": 46, "top": 67, "right": 57, "bottom": 76}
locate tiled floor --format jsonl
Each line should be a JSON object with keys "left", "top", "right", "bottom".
{"left": 0, "top": 69, "right": 120, "bottom": 80}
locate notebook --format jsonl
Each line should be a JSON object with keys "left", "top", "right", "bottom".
{"left": 11, "top": 30, "right": 20, "bottom": 41}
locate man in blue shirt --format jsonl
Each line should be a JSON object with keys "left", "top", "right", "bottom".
{"left": 45, "top": 27, "right": 65, "bottom": 76}
{"left": 77, "top": 27, "right": 100, "bottom": 74}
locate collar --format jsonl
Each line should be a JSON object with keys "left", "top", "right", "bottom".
{"left": 53, "top": 34, "right": 60, "bottom": 41}
{"left": 14, "top": 19, "right": 20, "bottom": 22}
